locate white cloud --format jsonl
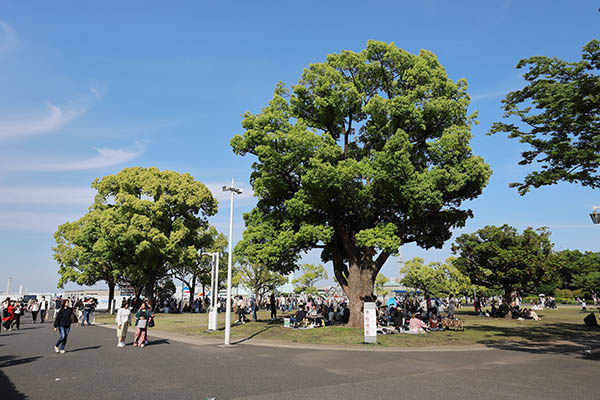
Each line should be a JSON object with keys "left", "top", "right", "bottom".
{"left": 0, "top": 20, "right": 17, "bottom": 53}
{"left": 0, "top": 144, "right": 145, "bottom": 172}
{"left": 0, "top": 211, "right": 82, "bottom": 233}
{"left": 0, "top": 186, "right": 95, "bottom": 205}
{"left": 0, "top": 103, "right": 86, "bottom": 139}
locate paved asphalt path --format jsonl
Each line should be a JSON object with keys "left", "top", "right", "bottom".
{"left": 1, "top": 315, "right": 598, "bottom": 400}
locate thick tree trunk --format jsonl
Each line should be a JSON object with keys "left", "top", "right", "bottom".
{"left": 189, "top": 273, "right": 197, "bottom": 310}
{"left": 144, "top": 278, "right": 156, "bottom": 311}
{"left": 343, "top": 264, "right": 376, "bottom": 328}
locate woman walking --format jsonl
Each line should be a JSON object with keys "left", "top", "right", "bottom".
{"left": 115, "top": 300, "right": 131, "bottom": 347}
{"left": 133, "top": 302, "right": 152, "bottom": 347}
{"left": 29, "top": 299, "right": 39, "bottom": 323}
{"left": 2, "top": 298, "right": 14, "bottom": 332}
{"left": 12, "top": 299, "right": 23, "bottom": 330}
{"left": 53, "top": 299, "right": 76, "bottom": 354}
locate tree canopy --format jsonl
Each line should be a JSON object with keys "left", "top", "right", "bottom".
{"left": 452, "top": 225, "right": 560, "bottom": 302}
{"left": 232, "top": 40, "right": 491, "bottom": 327}
{"left": 54, "top": 167, "right": 218, "bottom": 309}
{"left": 400, "top": 257, "right": 471, "bottom": 297}
{"left": 489, "top": 39, "right": 600, "bottom": 194}
{"left": 292, "top": 264, "right": 328, "bottom": 295}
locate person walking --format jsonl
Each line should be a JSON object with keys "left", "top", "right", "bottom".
{"left": 133, "top": 302, "right": 152, "bottom": 347}
{"left": 270, "top": 293, "right": 277, "bottom": 320}
{"left": 250, "top": 296, "right": 257, "bottom": 322}
{"left": 53, "top": 299, "right": 76, "bottom": 354}
{"left": 81, "top": 298, "right": 92, "bottom": 326}
{"left": 2, "top": 298, "right": 14, "bottom": 332}
{"left": 29, "top": 299, "right": 39, "bottom": 323}
{"left": 115, "top": 300, "right": 131, "bottom": 347}
{"left": 39, "top": 296, "right": 48, "bottom": 323}
{"left": 11, "top": 299, "right": 23, "bottom": 330}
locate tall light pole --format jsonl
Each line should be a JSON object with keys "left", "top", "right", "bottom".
{"left": 223, "top": 180, "right": 242, "bottom": 346}
{"left": 202, "top": 252, "right": 219, "bottom": 331}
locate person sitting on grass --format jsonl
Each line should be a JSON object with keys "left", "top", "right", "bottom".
{"left": 428, "top": 314, "right": 443, "bottom": 331}
{"left": 290, "top": 305, "right": 307, "bottom": 328}
{"left": 408, "top": 313, "right": 429, "bottom": 334}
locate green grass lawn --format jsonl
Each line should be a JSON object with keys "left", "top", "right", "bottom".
{"left": 96, "top": 306, "right": 600, "bottom": 349}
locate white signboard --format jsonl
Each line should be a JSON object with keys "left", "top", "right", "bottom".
{"left": 363, "top": 302, "right": 377, "bottom": 344}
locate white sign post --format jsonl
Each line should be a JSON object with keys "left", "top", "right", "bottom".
{"left": 363, "top": 302, "right": 377, "bottom": 344}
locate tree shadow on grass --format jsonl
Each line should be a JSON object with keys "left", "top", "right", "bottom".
{"left": 231, "top": 326, "right": 274, "bottom": 345}
{"left": 471, "top": 322, "right": 600, "bottom": 359}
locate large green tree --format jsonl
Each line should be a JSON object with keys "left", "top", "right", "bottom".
{"left": 452, "top": 225, "right": 560, "bottom": 304}
{"left": 54, "top": 207, "right": 130, "bottom": 312}
{"left": 59, "top": 167, "right": 218, "bottom": 309}
{"left": 489, "top": 39, "right": 600, "bottom": 194}
{"left": 232, "top": 41, "right": 491, "bottom": 327}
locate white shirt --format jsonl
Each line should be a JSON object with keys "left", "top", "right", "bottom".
{"left": 115, "top": 308, "right": 131, "bottom": 325}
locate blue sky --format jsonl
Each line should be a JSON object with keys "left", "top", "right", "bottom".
{"left": 0, "top": 1, "right": 599, "bottom": 292}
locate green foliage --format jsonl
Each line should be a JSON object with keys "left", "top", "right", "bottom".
{"left": 292, "top": 264, "right": 328, "bottom": 294}
{"left": 452, "top": 225, "right": 560, "bottom": 301}
{"left": 54, "top": 167, "right": 218, "bottom": 307}
{"left": 375, "top": 273, "right": 389, "bottom": 296}
{"left": 231, "top": 41, "right": 491, "bottom": 325}
{"left": 489, "top": 39, "right": 600, "bottom": 194}
{"left": 233, "top": 262, "right": 288, "bottom": 299}
{"left": 400, "top": 257, "right": 471, "bottom": 297}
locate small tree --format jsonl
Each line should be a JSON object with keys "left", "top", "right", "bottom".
{"left": 489, "top": 39, "right": 600, "bottom": 194}
{"left": 400, "top": 257, "right": 470, "bottom": 297}
{"left": 375, "top": 273, "right": 389, "bottom": 296}
{"left": 234, "top": 263, "right": 288, "bottom": 302}
{"left": 292, "top": 264, "right": 328, "bottom": 295}
{"left": 452, "top": 225, "right": 560, "bottom": 304}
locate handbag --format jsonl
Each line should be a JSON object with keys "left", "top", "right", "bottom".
{"left": 70, "top": 311, "right": 79, "bottom": 324}
{"left": 148, "top": 316, "right": 155, "bottom": 328}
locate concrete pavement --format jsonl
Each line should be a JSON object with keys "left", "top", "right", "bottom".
{"left": 1, "top": 315, "right": 598, "bottom": 399}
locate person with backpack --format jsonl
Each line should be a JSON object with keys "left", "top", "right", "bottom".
{"left": 53, "top": 299, "right": 76, "bottom": 354}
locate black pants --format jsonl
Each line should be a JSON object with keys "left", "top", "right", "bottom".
{"left": 40, "top": 310, "right": 47, "bottom": 322}
{"left": 12, "top": 314, "right": 21, "bottom": 329}
{"left": 31, "top": 311, "right": 38, "bottom": 322}
{"left": 270, "top": 308, "right": 276, "bottom": 319}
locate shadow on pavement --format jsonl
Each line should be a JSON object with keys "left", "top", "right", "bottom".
{"left": 146, "top": 339, "right": 169, "bottom": 346}
{"left": 472, "top": 322, "right": 600, "bottom": 359}
{"left": 0, "top": 369, "right": 27, "bottom": 400}
{"left": 0, "top": 355, "right": 43, "bottom": 368}
{"left": 68, "top": 345, "right": 102, "bottom": 353}
{"left": 232, "top": 326, "right": 274, "bottom": 345}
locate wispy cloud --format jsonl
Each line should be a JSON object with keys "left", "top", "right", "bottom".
{"left": 470, "top": 89, "right": 515, "bottom": 102}
{"left": 0, "top": 143, "right": 146, "bottom": 172}
{"left": 0, "top": 20, "right": 18, "bottom": 53}
{"left": 0, "top": 211, "right": 83, "bottom": 233}
{"left": 0, "top": 103, "right": 86, "bottom": 139}
{"left": 0, "top": 186, "right": 95, "bottom": 205}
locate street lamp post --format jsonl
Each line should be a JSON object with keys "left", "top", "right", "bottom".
{"left": 590, "top": 206, "right": 600, "bottom": 224}
{"left": 202, "top": 252, "right": 219, "bottom": 331}
{"left": 222, "top": 180, "right": 242, "bottom": 346}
